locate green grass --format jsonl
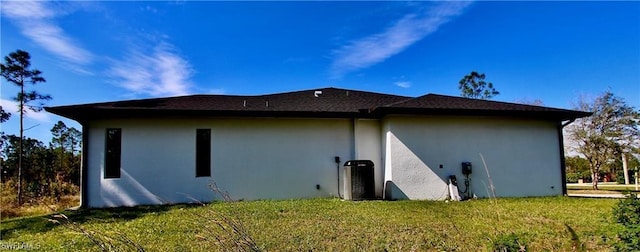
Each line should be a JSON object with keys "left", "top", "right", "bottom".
{"left": 567, "top": 183, "right": 640, "bottom": 192}
{"left": 568, "top": 189, "right": 624, "bottom": 195}
{"left": 0, "top": 197, "right": 621, "bottom": 251}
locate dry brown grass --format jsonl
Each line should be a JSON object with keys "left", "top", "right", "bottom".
{"left": 1, "top": 181, "right": 79, "bottom": 219}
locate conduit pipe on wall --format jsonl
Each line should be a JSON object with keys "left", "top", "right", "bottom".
{"left": 335, "top": 156, "right": 342, "bottom": 198}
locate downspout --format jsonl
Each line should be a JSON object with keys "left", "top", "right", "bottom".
{"left": 558, "top": 118, "right": 575, "bottom": 196}
{"left": 79, "top": 121, "right": 89, "bottom": 208}
{"left": 335, "top": 156, "right": 342, "bottom": 199}
{"left": 335, "top": 118, "right": 356, "bottom": 199}
{"left": 344, "top": 118, "right": 356, "bottom": 200}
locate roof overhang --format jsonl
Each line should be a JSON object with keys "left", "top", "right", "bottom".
{"left": 44, "top": 107, "right": 378, "bottom": 122}
{"left": 44, "top": 87, "right": 592, "bottom": 123}
{"left": 372, "top": 107, "right": 592, "bottom": 122}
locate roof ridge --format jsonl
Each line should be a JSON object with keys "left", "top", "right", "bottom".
{"left": 381, "top": 96, "right": 420, "bottom": 107}
{"left": 258, "top": 87, "right": 410, "bottom": 98}
{"left": 426, "top": 93, "right": 575, "bottom": 110}
{"left": 385, "top": 92, "right": 588, "bottom": 115}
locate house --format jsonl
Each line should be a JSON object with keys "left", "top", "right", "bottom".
{"left": 45, "top": 87, "right": 590, "bottom": 208}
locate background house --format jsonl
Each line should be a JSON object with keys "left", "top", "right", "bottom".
{"left": 46, "top": 87, "right": 590, "bottom": 207}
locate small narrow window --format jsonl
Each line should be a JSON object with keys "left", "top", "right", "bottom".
{"left": 105, "top": 128, "right": 122, "bottom": 178}
{"left": 196, "top": 129, "right": 211, "bottom": 177}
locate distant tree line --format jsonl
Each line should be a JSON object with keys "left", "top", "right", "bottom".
{"left": 1, "top": 121, "right": 81, "bottom": 204}
{"left": 566, "top": 154, "right": 639, "bottom": 184}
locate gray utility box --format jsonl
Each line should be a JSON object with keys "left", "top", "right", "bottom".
{"left": 343, "top": 160, "right": 375, "bottom": 200}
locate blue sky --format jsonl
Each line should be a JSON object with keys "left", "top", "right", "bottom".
{"left": 1, "top": 1, "right": 639, "bottom": 143}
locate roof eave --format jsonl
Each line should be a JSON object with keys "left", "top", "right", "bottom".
{"left": 47, "top": 106, "right": 592, "bottom": 122}
{"left": 45, "top": 107, "right": 374, "bottom": 121}
{"left": 373, "top": 107, "right": 592, "bottom": 121}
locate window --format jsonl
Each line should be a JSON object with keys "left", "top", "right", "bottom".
{"left": 105, "top": 128, "right": 122, "bottom": 178}
{"left": 196, "top": 129, "right": 211, "bottom": 177}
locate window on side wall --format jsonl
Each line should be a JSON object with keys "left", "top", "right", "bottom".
{"left": 196, "top": 129, "right": 211, "bottom": 177}
{"left": 105, "top": 128, "right": 122, "bottom": 179}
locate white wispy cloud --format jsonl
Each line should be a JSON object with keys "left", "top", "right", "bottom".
{"left": 2, "top": 1, "right": 197, "bottom": 98}
{"left": 330, "top": 2, "right": 472, "bottom": 79}
{"left": 1, "top": 1, "right": 93, "bottom": 72}
{"left": 109, "top": 43, "right": 193, "bottom": 97}
{"left": 0, "top": 99, "right": 51, "bottom": 122}
{"left": 394, "top": 81, "right": 412, "bottom": 88}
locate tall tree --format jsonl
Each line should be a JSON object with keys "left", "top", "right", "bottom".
{"left": 458, "top": 71, "right": 499, "bottom": 100}
{"left": 1, "top": 50, "right": 52, "bottom": 205}
{"left": 66, "top": 127, "right": 82, "bottom": 185}
{"left": 50, "top": 121, "right": 81, "bottom": 184}
{"left": 566, "top": 91, "right": 639, "bottom": 189}
{"left": 51, "top": 121, "right": 69, "bottom": 175}
{"left": 67, "top": 127, "right": 81, "bottom": 155}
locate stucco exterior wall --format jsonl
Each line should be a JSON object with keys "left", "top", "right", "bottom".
{"left": 384, "top": 116, "right": 562, "bottom": 200}
{"left": 86, "top": 117, "right": 354, "bottom": 207}
{"left": 353, "top": 119, "right": 383, "bottom": 198}
{"left": 83, "top": 114, "right": 564, "bottom": 206}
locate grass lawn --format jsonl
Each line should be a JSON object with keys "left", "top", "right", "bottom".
{"left": 0, "top": 197, "right": 622, "bottom": 251}
{"left": 567, "top": 183, "right": 640, "bottom": 196}
{"left": 568, "top": 189, "right": 624, "bottom": 195}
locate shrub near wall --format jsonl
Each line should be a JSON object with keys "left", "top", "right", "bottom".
{"left": 612, "top": 193, "right": 640, "bottom": 251}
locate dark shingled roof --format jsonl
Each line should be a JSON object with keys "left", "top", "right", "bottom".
{"left": 45, "top": 87, "right": 590, "bottom": 122}
{"left": 374, "top": 93, "right": 591, "bottom": 120}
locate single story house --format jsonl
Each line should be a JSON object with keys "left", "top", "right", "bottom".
{"left": 45, "top": 87, "right": 590, "bottom": 208}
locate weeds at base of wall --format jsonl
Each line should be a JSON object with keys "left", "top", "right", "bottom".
{"left": 479, "top": 153, "right": 527, "bottom": 252}
{"left": 481, "top": 153, "right": 607, "bottom": 251}
{"left": 189, "top": 182, "right": 261, "bottom": 252}
{"left": 46, "top": 181, "right": 261, "bottom": 251}
{"left": 476, "top": 153, "right": 528, "bottom": 252}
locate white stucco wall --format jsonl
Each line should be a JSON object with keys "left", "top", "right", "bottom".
{"left": 86, "top": 117, "right": 354, "bottom": 207}
{"left": 384, "top": 116, "right": 562, "bottom": 200}
{"left": 83, "top": 114, "right": 564, "bottom": 206}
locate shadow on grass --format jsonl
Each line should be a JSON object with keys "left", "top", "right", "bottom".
{"left": 565, "top": 223, "right": 585, "bottom": 251}
{"left": 0, "top": 203, "right": 202, "bottom": 240}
